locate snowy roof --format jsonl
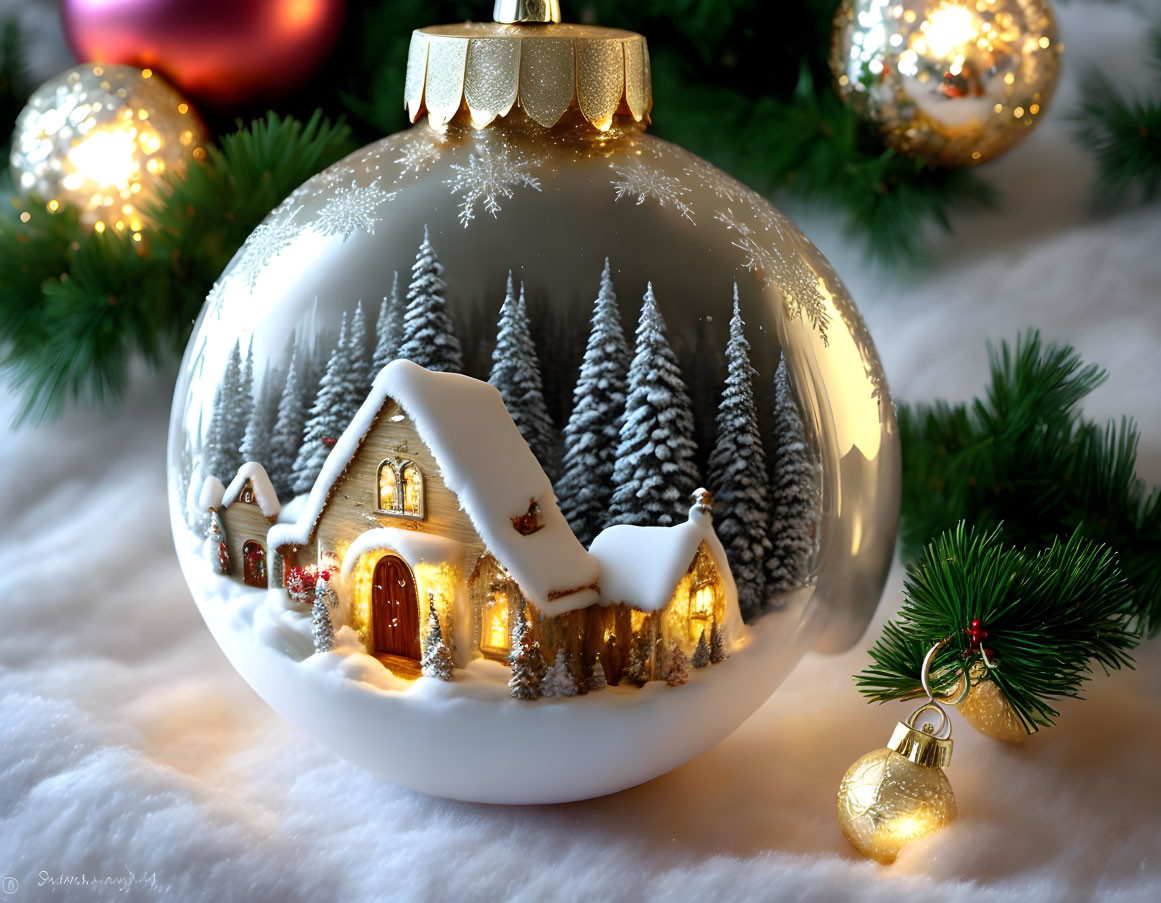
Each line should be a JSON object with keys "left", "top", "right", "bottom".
{"left": 199, "top": 475, "right": 225, "bottom": 511}
{"left": 340, "top": 528, "right": 464, "bottom": 578}
{"left": 589, "top": 503, "right": 742, "bottom": 636}
{"left": 222, "top": 462, "right": 281, "bottom": 519}
{"left": 271, "top": 360, "right": 600, "bottom": 610}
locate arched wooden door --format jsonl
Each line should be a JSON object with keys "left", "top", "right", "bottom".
{"left": 242, "top": 541, "right": 267, "bottom": 587}
{"left": 371, "top": 555, "right": 420, "bottom": 659}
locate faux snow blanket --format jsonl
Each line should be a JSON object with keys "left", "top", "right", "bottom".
{"left": 2, "top": 1, "right": 1160, "bottom": 900}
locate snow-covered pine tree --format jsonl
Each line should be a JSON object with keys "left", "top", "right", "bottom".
{"left": 240, "top": 363, "right": 281, "bottom": 471}
{"left": 692, "top": 628, "right": 710, "bottom": 669}
{"left": 570, "top": 652, "right": 589, "bottom": 695}
{"left": 292, "top": 313, "right": 356, "bottom": 495}
{"left": 588, "top": 654, "right": 608, "bottom": 691}
{"left": 203, "top": 341, "right": 244, "bottom": 482}
{"left": 488, "top": 273, "right": 555, "bottom": 467}
{"left": 665, "top": 643, "right": 690, "bottom": 686}
{"left": 268, "top": 339, "right": 309, "bottom": 500}
{"left": 372, "top": 272, "right": 403, "bottom": 376}
{"left": 625, "top": 634, "right": 653, "bottom": 684}
{"left": 768, "top": 354, "right": 821, "bottom": 593}
{"left": 399, "top": 227, "right": 463, "bottom": 372}
{"left": 707, "top": 286, "right": 774, "bottom": 622}
{"left": 541, "top": 648, "right": 577, "bottom": 697}
{"left": 558, "top": 258, "right": 631, "bottom": 545}
{"left": 609, "top": 283, "right": 700, "bottom": 527}
{"left": 347, "top": 300, "right": 372, "bottom": 404}
{"left": 710, "top": 618, "right": 727, "bottom": 664}
{"left": 421, "top": 601, "right": 455, "bottom": 680}
{"left": 230, "top": 341, "right": 255, "bottom": 468}
{"left": 312, "top": 591, "right": 334, "bottom": 653}
{"left": 206, "top": 509, "right": 228, "bottom": 574}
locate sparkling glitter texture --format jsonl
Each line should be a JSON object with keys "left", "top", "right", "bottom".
{"left": 960, "top": 677, "right": 1029, "bottom": 742}
{"left": 831, "top": 0, "right": 1062, "bottom": 167}
{"left": 10, "top": 64, "right": 207, "bottom": 233}
{"left": 836, "top": 747, "right": 958, "bottom": 863}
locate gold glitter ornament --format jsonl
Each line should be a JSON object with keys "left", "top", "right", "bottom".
{"left": 10, "top": 64, "right": 206, "bottom": 234}
{"left": 837, "top": 702, "right": 958, "bottom": 863}
{"left": 959, "top": 672, "right": 1031, "bottom": 742}
{"left": 831, "top": 0, "right": 1063, "bottom": 167}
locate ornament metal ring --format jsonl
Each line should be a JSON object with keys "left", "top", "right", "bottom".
{"left": 920, "top": 637, "right": 971, "bottom": 706}
{"left": 906, "top": 700, "right": 952, "bottom": 740}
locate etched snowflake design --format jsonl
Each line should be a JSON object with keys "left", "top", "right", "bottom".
{"left": 609, "top": 160, "right": 695, "bottom": 223}
{"left": 715, "top": 206, "right": 831, "bottom": 345}
{"left": 313, "top": 178, "right": 396, "bottom": 239}
{"left": 682, "top": 155, "right": 750, "bottom": 206}
{"left": 394, "top": 135, "right": 443, "bottom": 180}
{"left": 229, "top": 203, "right": 305, "bottom": 291}
{"left": 445, "top": 142, "right": 542, "bottom": 227}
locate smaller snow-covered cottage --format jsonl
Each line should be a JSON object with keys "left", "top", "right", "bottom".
{"left": 214, "top": 462, "right": 281, "bottom": 588}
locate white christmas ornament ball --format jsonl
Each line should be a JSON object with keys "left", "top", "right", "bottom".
{"left": 167, "top": 15, "right": 899, "bottom": 804}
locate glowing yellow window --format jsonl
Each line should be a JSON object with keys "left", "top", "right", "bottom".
{"left": 378, "top": 463, "right": 397, "bottom": 510}
{"left": 482, "top": 587, "right": 510, "bottom": 657}
{"left": 402, "top": 463, "right": 422, "bottom": 514}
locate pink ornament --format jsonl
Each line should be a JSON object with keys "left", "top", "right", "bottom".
{"left": 62, "top": 0, "right": 345, "bottom": 109}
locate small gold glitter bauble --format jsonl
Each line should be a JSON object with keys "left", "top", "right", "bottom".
{"left": 830, "top": 0, "right": 1063, "bottom": 167}
{"left": 10, "top": 64, "right": 206, "bottom": 234}
{"left": 960, "top": 676, "right": 1031, "bottom": 742}
{"left": 837, "top": 712, "right": 957, "bottom": 863}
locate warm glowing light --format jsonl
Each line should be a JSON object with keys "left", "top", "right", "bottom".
{"left": 141, "top": 68, "right": 152, "bottom": 79}
{"left": 378, "top": 464, "right": 397, "bottom": 509}
{"left": 483, "top": 588, "right": 510, "bottom": 652}
{"left": 67, "top": 127, "right": 138, "bottom": 188}
{"left": 690, "top": 583, "right": 714, "bottom": 621}
{"left": 46, "top": 198, "right": 60, "bottom": 212}
{"left": 19, "top": 211, "right": 30, "bottom": 223}
{"left": 403, "top": 464, "right": 422, "bottom": 513}
{"left": 922, "top": 5, "right": 978, "bottom": 59}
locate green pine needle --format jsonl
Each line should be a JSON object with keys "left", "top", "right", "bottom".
{"left": 1070, "top": 29, "right": 1161, "bottom": 207}
{"left": 858, "top": 523, "right": 1138, "bottom": 733}
{"left": 0, "top": 111, "right": 354, "bottom": 424}
{"left": 898, "top": 330, "right": 1161, "bottom": 635}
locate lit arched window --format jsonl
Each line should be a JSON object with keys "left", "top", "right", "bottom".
{"left": 402, "top": 463, "right": 422, "bottom": 514}
{"left": 376, "top": 457, "right": 424, "bottom": 519}
{"left": 378, "top": 462, "right": 397, "bottom": 511}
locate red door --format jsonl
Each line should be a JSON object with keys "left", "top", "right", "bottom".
{"left": 242, "top": 541, "right": 267, "bottom": 587}
{"left": 372, "top": 555, "right": 420, "bottom": 659}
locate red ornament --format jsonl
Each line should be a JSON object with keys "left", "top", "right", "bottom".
{"left": 61, "top": 0, "right": 346, "bottom": 109}
{"left": 966, "top": 618, "right": 988, "bottom": 652}
{"left": 319, "top": 569, "right": 331, "bottom": 582}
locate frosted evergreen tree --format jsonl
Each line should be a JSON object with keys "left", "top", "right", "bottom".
{"left": 508, "top": 601, "right": 528, "bottom": 666}
{"left": 541, "top": 648, "right": 577, "bottom": 697}
{"left": 707, "top": 287, "right": 773, "bottom": 621}
{"left": 292, "top": 313, "right": 357, "bottom": 494}
{"left": 421, "top": 602, "right": 455, "bottom": 681}
{"left": 692, "top": 629, "right": 710, "bottom": 669}
{"left": 625, "top": 634, "right": 653, "bottom": 684}
{"left": 710, "top": 618, "right": 727, "bottom": 664}
{"left": 665, "top": 643, "right": 690, "bottom": 686}
{"left": 311, "top": 590, "right": 334, "bottom": 653}
{"left": 268, "top": 340, "right": 309, "bottom": 499}
{"left": 558, "top": 258, "right": 631, "bottom": 544}
{"left": 241, "top": 364, "right": 280, "bottom": 470}
{"left": 609, "top": 283, "right": 700, "bottom": 527}
{"left": 768, "top": 354, "right": 820, "bottom": 593}
{"left": 489, "top": 273, "right": 554, "bottom": 467}
{"left": 203, "top": 341, "right": 244, "bottom": 481}
{"left": 588, "top": 655, "right": 608, "bottom": 691}
{"left": 347, "top": 300, "right": 372, "bottom": 402}
{"left": 372, "top": 272, "right": 404, "bottom": 375}
{"left": 510, "top": 641, "right": 547, "bottom": 701}
{"left": 399, "top": 226, "right": 463, "bottom": 372}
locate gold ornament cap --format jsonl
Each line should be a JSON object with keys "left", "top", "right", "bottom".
{"left": 887, "top": 720, "right": 953, "bottom": 768}
{"left": 404, "top": 5, "right": 651, "bottom": 131}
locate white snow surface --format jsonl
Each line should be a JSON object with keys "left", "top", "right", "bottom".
{"left": 273, "top": 359, "right": 599, "bottom": 610}
{"left": 198, "top": 475, "right": 225, "bottom": 511}
{"left": 3, "top": 2, "right": 1161, "bottom": 898}
{"left": 221, "top": 461, "right": 281, "bottom": 518}
{"left": 339, "top": 527, "right": 463, "bottom": 578}
{"left": 591, "top": 502, "right": 743, "bottom": 639}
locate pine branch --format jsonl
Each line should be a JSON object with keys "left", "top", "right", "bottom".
{"left": 0, "top": 112, "right": 354, "bottom": 423}
{"left": 898, "top": 331, "right": 1161, "bottom": 635}
{"left": 1, "top": 18, "right": 32, "bottom": 154}
{"left": 1070, "top": 29, "right": 1161, "bottom": 207}
{"left": 857, "top": 523, "right": 1138, "bottom": 733}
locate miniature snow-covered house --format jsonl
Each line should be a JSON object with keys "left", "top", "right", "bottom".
{"left": 213, "top": 462, "right": 281, "bottom": 588}
{"left": 261, "top": 360, "right": 740, "bottom": 684}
